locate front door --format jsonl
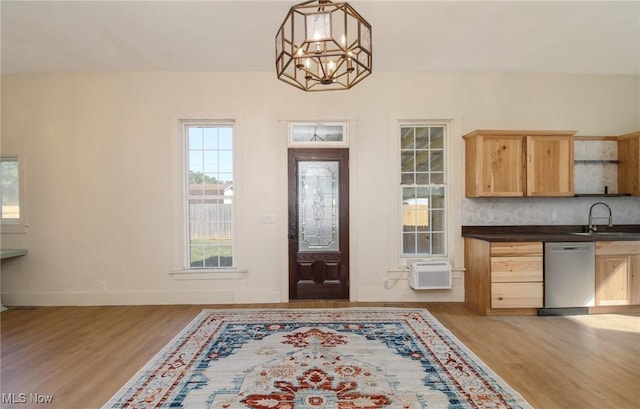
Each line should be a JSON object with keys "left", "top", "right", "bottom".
{"left": 288, "top": 148, "right": 349, "bottom": 300}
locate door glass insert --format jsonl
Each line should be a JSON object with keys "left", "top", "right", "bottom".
{"left": 298, "top": 161, "right": 339, "bottom": 252}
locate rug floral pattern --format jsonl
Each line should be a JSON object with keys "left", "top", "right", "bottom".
{"left": 102, "top": 309, "right": 532, "bottom": 409}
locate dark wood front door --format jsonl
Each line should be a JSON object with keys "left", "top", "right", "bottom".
{"left": 288, "top": 148, "right": 349, "bottom": 300}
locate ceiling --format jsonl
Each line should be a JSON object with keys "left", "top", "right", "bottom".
{"left": 2, "top": 0, "right": 639, "bottom": 75}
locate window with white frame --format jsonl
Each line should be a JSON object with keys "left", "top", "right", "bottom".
{"left": 184, "top": 122, "right": 234, "bottom": 269}
{"left": 1, "top": 155, "right": 27, "bottom": 233}
{"left": 400, "top": 124, "right": 447, "bottom": 256}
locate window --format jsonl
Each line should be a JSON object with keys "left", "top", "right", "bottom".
{"left": 184, "top": 123, "right": 234, "bottom": 269}
{"left": 400, "top": 124, "right": 447, "bottom": 256}
{"left": 289, "top": 122, "right": 348, "bottom": 146}
{"left": 1, "top": 156, "right": 24, "bottom": 229}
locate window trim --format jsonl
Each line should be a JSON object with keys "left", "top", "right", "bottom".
{"left": 1, "top": 154, "right": 28, "bottom": 234}
{"left": 178, "top": 119, "right": 243, "bottom": 274}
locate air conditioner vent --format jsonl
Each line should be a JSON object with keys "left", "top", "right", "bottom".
{"left": 408, "top": 260, "right": 452, "bottom": 290}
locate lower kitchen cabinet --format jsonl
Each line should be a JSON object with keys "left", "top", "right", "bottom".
{"left": 594, "top": 242, "right": 640, "bottom": 306}
{"left": 465, "top": 239, "right": 543, "bottom": 315}
{"left": 491, "top": 282, "right": 543, "bottom": 308}
{"left": 595, "top": 256, "right": 631, "bottom": 305}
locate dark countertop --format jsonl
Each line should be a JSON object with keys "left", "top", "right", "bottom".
{"left": 462, "top": 225, "right": 640, "bottom": 242}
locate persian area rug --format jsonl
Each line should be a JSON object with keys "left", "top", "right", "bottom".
{"left": 102, "top": 308, "right": 532, "bottom": 409}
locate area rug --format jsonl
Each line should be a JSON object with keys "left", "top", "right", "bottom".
{"left": 102, "top": 308, "right": 532, "bottom": 408}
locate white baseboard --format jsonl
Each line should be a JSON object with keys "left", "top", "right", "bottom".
{"left": 2, "top": 288, "right": 282, "bottom": 307}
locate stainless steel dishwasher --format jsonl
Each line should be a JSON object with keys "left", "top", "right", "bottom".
{"left": 540, "top": 242, "right": 595, "bottom": 315}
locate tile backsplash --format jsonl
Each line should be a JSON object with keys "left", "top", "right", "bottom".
{"left": 461, "top": 196, "right": 640, "bottom": 226}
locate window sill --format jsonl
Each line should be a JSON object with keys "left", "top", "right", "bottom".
{"left": 170, "top": 269, "right": 247, "bottom": 280}
{"left": 1, "top": 222, "right": 28, "bottom": 234}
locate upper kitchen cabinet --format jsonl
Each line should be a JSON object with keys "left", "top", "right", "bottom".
{"left": 618, "top": 131, "right": 640, "bottom": 196}
{"left": 463, "top": 131, "right": 525, "bottom": 197}
{"left": 526, "top": 134, "right": 574, "bottom": 196}
{"left": 463, "top": 130, "right": 576, "bottom": 198}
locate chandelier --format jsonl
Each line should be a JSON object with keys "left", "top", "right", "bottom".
{"left": 275, "top": 0, "right": 372, "bottom": 91}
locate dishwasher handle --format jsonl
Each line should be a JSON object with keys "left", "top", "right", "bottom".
{"left": 547, "top": 243, "right": 595, "bottom": 253}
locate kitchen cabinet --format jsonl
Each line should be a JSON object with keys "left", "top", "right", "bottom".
{"left": 595, "top": 256, "right": 631, "bottom": 305}
{"left": 463, "top": 130, "right": 576, "bottom": 198}
{"left": 594, "top": 241, "right": 640, "bottom": 306}
{"left": 463, "top": 132, "right": 525, "bottom": 197}
{"left": 465, "top": 239, "right": 543, "bottom": 315}
{"left": 526, "top": 135, "right": 574, "bottom": 196}
{"left": 618, "top": 131, "right": 640, "bottom": 196}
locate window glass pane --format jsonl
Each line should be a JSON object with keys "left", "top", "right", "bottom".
{"left": 203, "top": 127, "right": 217, "bottom": 149}
{"left": 416, "top": 232, "right": 430, "bottom": 254}
{"left": 219, "top": 128, "right": 233, "bottom": 149}
{"left": 401, "top": 173, "right": 414, "bottom": 185}
{"left": 430, "top": 187, "right": 445, "bottom": 208}
{"left": 400, "top": 152, "right": 414, "bottom": 173}
{"left": 1, "top": 159, "right": 20, "bottom": 220}
{"left": 431, "top": 172, "right": 444, "bottom": 185}
{"left": 415, "top": 173, "right": 429, "bottom": 185}
{"left": 189, "top": 128, "right": 203, "bottom": 149}
{"left": 415, "top": 151, "right": 429, "bottom": 172}
{"left": 430, "top": 151, "right": 444, "bottom": 172}
{"left": 203, "top": 151, "right": 218, "bottom": 175}
{"left": 219, "top": 173, "right": 233, "bottom": 185}
{"left": 415, "top": 127, "right": 430, "bottom": 149}
{"left": 402, "top": 187, "right": 416, "bottom": 202}
{"left": 189, "top": 151, "right": 203, "bottom": 172}
{"left": 400, "top": 127, "right": 414, "bottom": 149}
{"left": 431, "top": 233, "right": 446, "bottom": 254}
{"left": 430, "top": 127, "right": 444, "bottom": 149}
{"left": 219, "top": 151, "right": 233, "bottom": 175}
{"left": 431, "top": 209, "right": 445, "bottom": 231}
{"left": 291, "top": 124, "right": 345, "bottom": 143}
{"left": 403, "top": 233, "right": 416, "bottom": 254}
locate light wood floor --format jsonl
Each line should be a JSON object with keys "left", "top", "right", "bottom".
{"left": 1, "top": 302, "right": 638, "bottom": 409}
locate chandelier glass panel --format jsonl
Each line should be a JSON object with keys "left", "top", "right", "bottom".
{"left": 276, "top": 0, "right": 372, "bottom": 91}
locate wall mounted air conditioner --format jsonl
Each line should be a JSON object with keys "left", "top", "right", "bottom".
{"left": 408, "top": 260, "right": 452, "bottom": 290}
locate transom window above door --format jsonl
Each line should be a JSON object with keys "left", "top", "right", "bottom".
{"left": 289, "top": 122, "right": 348, "bottom": 146}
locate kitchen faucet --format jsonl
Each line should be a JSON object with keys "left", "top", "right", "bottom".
{"left": 588, "top": 202, "right": 613, "bottom": 232}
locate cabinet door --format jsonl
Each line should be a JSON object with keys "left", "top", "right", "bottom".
{"left": 526, "top": 135, "right": 574, "bottom": 196}
{"left": 475, "top": 135, "right": 526, "bottom": 197}
{"left": 595, "top": 255, "right": 631, "bottom": 305}
{"left": 617, "top": 134, "right": 639, "bottom": 196}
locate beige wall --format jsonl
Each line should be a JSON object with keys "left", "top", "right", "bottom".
{"left": 1, "top": 71, "right": 638, "bottom": 306}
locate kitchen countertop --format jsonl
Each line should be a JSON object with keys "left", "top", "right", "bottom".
{"left": 462, "top": 225, "right": 640, "bottom": 242}
{"left": 0, "top": 248, "right": 28, "bottom": 259}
